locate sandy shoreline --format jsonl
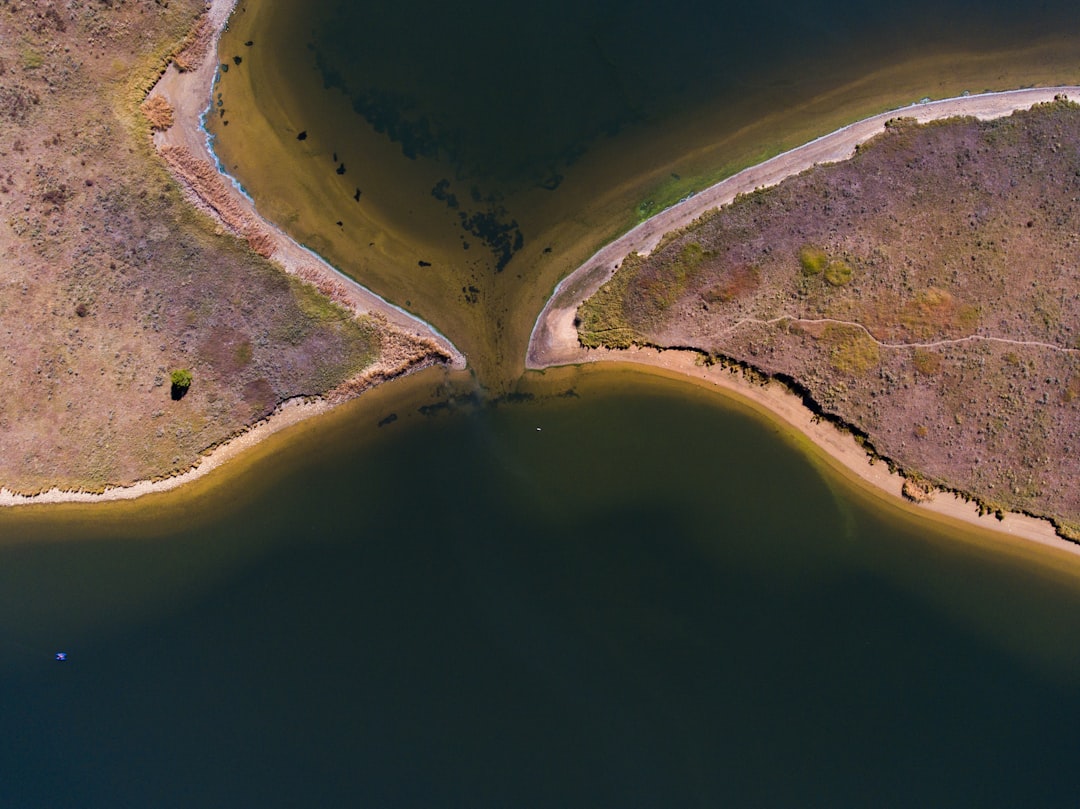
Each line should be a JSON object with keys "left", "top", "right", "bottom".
{"left": 527, "top": 86, "right": 1080, "bottom": 556}
{"left": 0, "top": 395, "right": 329, "bottom": 507}
{"left": 0, "top": 352, "right": 454, "bottom": 508}
{"left": 0, "top": 0, "right": 463, "bottom": 509}
{"left": 147, "top": 0, "right": 465, "bottom": 366}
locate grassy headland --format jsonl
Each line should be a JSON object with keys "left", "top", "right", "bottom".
{"left": 577, "top": 101, "right": 1080, "bottom": 535}
{"left": 0, "top": 0, "right": 440, "bottom": 494}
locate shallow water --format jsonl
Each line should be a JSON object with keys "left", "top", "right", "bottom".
{"left": 3, "top": 370, "right": 1080, "bottom": 806}
{"left": 208, "top": 0, "right": 1080, "bottom": 381}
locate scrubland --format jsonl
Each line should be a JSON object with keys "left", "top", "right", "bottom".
{"left": 580, "top": 101, "right": 1080, "bottom": 534}
{"left": 0, "top": 0, "right": 427, "bottom": 492}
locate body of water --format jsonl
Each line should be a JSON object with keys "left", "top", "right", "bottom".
{"left": 4, "top": 1, "right": 1080, "bottom": 803}
{"left": 208, "top": 0, "right": 1080, "bottom": 380}
{"left": 3, "top": 370, "right": 1080, "bottom": 806}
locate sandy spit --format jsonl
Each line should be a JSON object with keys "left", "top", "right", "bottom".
{"left": 527, "top": 86, "right": 1080, "bottom": 556}
{"left": 0, "top": 0, "right": 463, "bottom": 509}
{"left": 147, "top": 0, "right": 465, "bottom": 367}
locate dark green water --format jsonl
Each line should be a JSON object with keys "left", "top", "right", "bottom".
{"left": 303, "top": 0, "right": 1078, "bottom": 189}
{"left": 4, "top": 373, "right": 1080, "bottom": 806}
{"left": 6, "top": 1, "right": 1080, "bottom": 803}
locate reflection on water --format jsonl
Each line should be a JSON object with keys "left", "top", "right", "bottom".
{"left": 3, "top": 369, "right": 1080, "bottom": 806}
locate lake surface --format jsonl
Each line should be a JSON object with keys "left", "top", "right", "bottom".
{"left": 3, "top": 370, "right": 1080, "bottom": 806}
{"left": 4, "top": 1, "right": 1080, "bottom": 804}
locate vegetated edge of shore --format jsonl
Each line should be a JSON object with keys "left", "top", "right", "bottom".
{"left": 527, "top": 86, "right": 1080, "bottom": 552}
{"left": 0, "top": 0, "right": 464, "bottom": 509}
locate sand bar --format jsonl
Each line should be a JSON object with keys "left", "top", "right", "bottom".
{"left": 527, "top": 86, "right": 1080, "bottom": 555}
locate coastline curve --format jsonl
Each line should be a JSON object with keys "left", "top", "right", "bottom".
{"left": 0, "top": 0, "right": 465, "bottom": 509}
{"left": 526, "top": 86, "right": 1080, "bottom": 553}
{"left": 148, "top": 0, "right": 466, "bottom": 369}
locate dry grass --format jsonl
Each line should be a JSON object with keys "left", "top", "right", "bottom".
{"left": 172, "top": 15, "right": 214, "bottom": 73}
{"left": 160, "top": 145, "right": 278, "bottom": 258}
{"left": 0, "top": 0, "right": 439, "bottom": 493}
{"left": 141, "top": 95, "right": 175, "bottom": 131}
{"left": 581, "top": 102, "right": 1080, "bottom": 532}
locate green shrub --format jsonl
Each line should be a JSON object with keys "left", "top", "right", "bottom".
{"left": 823, "top": 258, "right": 853, "bottom": 286}
{"left": 21, "top": 49, "right": 43, "bottom": 70}
{"left": 798, "top": 245, "right": 828, "bottom": 275}
{"left": 170, "top": 369, "right": 192, "bottom": 388}
{"left": 170, "top": 368, "right": 192, "bottom": 400}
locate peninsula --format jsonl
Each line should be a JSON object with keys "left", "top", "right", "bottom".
{"left": 530, "top": 89, "right": 1080, "bottom": 545}
{"left": 0, "top": 0, "right": 461, "bottom": 505}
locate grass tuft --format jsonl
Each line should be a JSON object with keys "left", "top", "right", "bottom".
{"left": 798, "top": 245, "right": 828, "bottom": 275}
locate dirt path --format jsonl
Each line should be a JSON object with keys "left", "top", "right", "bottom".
{"left": 526, "top": 86, "right": 1080, "bottom": 555}
{"left": 717, "top": 316, "right": 1080, "bottom": 354}
{"left": 148, "top": 0, "right": 465, "bottom": 369}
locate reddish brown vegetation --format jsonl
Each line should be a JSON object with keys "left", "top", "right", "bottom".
{"left": 0, "top": 0, "right": 440, "bottom": 494}
{"left": 172, "top": 16, "right": 213, "bottom": 73}
{"left": 704, "top": 265, "right": 760, "bottom": 304}
{"left": 581, "top": 102, "right": 1080, "bottom": 534}
{"left": 160, "top": 145, "right": 277, "bottom": 258}
{"left": 141, "top": 95, "right": 175, "bottom": 131}
{"left": 295, "top": 264, "right": 354, "bottom": 310}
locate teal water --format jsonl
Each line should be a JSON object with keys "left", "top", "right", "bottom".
{"left": 3, "top": 374, "right": 1080, "bottom": 806}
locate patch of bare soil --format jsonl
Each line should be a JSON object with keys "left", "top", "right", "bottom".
{"left": 579, "top": 101, "right": 1080, "bottom": 535}
{"left": 0, "top": 0, "right": 442, "bottom": 493}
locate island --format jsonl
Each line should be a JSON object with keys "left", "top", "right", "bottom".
{"left": 530, "top": 93, "right": 1080, "bottom": 542}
